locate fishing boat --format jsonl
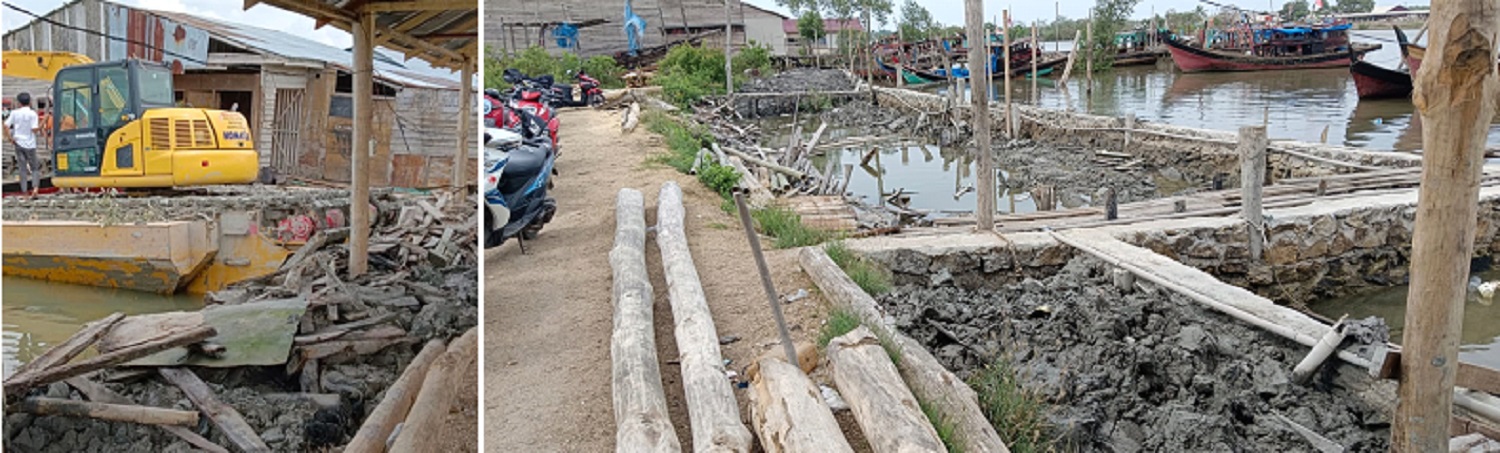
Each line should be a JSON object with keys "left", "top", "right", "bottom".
{"left": 1113, "top": 29, "right": 1167, "bottom": 66}
{"left": 1349, "top": 55, "right": 1411, "bottom": 99}
{"left": 1164, "top": 22, "right": 1380, "bottom": 72}
{"left": 1395, "top": 27, "right": 1425, "bottom": 74}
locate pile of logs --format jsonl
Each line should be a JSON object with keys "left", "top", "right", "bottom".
{"left": 3, "top": 189, "right": 480, "bottom": 451}
{"left": 690, "top": 110, "right": 858, "bottom": 206}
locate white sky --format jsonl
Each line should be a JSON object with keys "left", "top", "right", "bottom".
{"left": 3, "top": 0, "right": 1433, "bottom": 47}
{"left": 2, "top": 0, "right": 461, "bottom": 79}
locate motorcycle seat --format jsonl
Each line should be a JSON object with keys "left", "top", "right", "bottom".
{"left": 499, "top": 145, "right": 548, "bottom": 195}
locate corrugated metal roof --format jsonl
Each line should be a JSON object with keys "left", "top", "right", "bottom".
{"left": 150, "top": 10, "right": 459, "bottom": 90}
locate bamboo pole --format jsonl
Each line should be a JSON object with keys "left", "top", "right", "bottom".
{"left": 1393, "top": 0, "right": 1500, "bottom": 449}
{"left": 966, "top": 0, "right": 994, "bottom": 231}
{"left": 1030, "top": 21, "right": 1038, "bottom": 105}
{"left": 724, "top": 0, "right": 733, "bottom": 95}
{"left": 1085, "top": 15, "right": 1093, "bottom": 96}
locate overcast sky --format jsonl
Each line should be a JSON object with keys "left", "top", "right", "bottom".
{"left": 2, "top": 0, "right": 461, "bottom": 79}
{"left": 5, "top": 0, "right": 1431, "bottom": 44}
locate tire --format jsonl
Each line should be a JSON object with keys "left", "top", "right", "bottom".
{"left": 521, "top": 227, "right": 540, "bottom": 240}
{"left": 588, "top": 93, "right": 604, "bottom": 107}
{"left": 483, "top": 211, "right": 503, "bottom": 248}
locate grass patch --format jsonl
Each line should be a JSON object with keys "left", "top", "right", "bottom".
{"left": 750, "top": 206, "right": 832, "bottom": 248}
{"left": 643, "top": 111, "right": 713, "bottom": 172}
{"left": 922, "top": 400, "right": 962, "bottom": 453}
{"left": 817, "top": 308, "right": 861, "bottom": 348}
{"left": 824, "top": 241, "right": 892, "bottom": 295}
{"left": 971, "top": 360, "right": 1052, "bottom": 453}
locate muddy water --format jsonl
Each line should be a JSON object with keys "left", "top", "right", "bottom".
{"left": 923, "top": 29, "right": 1500, "bottom": 152}
{"left": 1312, "top": 266, "right": 1500, "bottom": 370}
{"left": 757, "top": 117, "right": 1188, "bottom": 215}
{"left": 2, "top": 276, "right": 202, "bottom": 379}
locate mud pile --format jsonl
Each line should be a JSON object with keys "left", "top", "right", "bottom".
{"left": 877, "top": 257, "right": 1393, "bottom": 452}
{"left": 740, "top": 68, "right": 856, "bottom": 93}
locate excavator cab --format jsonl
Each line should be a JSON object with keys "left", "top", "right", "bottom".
{"left": 50, "top": 59, "right": 259, "bottom": 188}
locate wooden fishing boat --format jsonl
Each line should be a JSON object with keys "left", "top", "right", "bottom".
{"left": 1164, "top": 23, "right": 1380, "bottom": 72}
{"left": 1113, "top": 29, "right": 1166, "bottom": 66}
{"left": 1394, "top": 27, "right": 1425, "bottom": 74}
{"left": 1349, "top": 57, "right": 1411, "bottom": 99}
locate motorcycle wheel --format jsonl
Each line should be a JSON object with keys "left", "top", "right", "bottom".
{"left": 588, "top": 93, "right": 604, "bottom": 107}
{"left": 521, "top": 226, "right": 541, "bottom": 240}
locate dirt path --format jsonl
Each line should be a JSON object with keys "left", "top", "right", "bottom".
{"left": 484, "top": 107, "right": 845, "bottom": 451}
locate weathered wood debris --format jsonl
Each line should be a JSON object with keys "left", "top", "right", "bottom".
{"left": 3, "top": 189, "right": 479, "bottom": 452}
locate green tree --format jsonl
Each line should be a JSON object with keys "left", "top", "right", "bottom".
{"left": 1332, "top": 0, "right": 1374, "bottom": 13}
{"left": 1280, "top": 0, "right": 1311, "bottom": 21}
{"left": 898, "top": 0, "right": 935, "bottom": 41}
{"left": 798, "top": 10, "right": 827, "bottom": 56}
{"left": 1085, "top": 0, "right": 1141, "bottom": 72}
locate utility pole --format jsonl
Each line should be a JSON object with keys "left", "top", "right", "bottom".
{"left": 964, "top": 0, "right": 994, "bottom": 231}
{"left": 1393, "top": 0, "right": 1499, "bottom": 450}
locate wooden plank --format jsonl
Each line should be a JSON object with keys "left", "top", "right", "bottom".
{"left": 345, "top": 340, "right": 446, "bottom": 452}
{"left": 65, "top": 376, "right": 229, "bottom": 453}
{"left": 5, "top": 326, "right": 217, "bottom": 397}
{"left": 7, "top": 312, "right": 124, "bottom": 382}
{"left": 159, "top": 368, "right": 271, "bottom": 453}
{"left": 16, "top": 397, "right": 199, "bottom": 426}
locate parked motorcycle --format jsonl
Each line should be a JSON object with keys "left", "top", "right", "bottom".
{"left": 546, "top": 70, "right": 605, "bottom": 108}
{"left": 483, "top": 127, "right": 557, "bottom": 250}
{"left": 484, "top": 69, "right": 560, "bottom": 152}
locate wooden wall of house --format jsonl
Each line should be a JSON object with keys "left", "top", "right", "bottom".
{"left": 2, "top": 0, "right": 107, "bottom": 59}
{"left": 291, "top": 77, "right": 464, "bottom": 188}
{"left": 297, "top": 69, "right": 336, "bottom": 181}
{"left": 174, "top": 71, "right": 261, "bottom": 146}
{"left": 257, "top": 68, "right": 313, "bottom": 169}
{"left": 388, "top": 86, "right": 465, "bottom": 188}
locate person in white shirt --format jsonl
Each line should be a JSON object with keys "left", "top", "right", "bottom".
{"left": 5, "top": 92, "right": 41, "bottom": 195}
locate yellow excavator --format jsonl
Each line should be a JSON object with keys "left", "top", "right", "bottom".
{"left": 3, "top": 50, "right": 258, "bottom": 188}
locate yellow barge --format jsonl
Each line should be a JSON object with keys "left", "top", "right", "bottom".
{"left": 2, "top": 188, "right": 351, "bottom": 294}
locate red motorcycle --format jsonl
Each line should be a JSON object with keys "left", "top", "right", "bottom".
{"left": 573, "top": 70, "right": 605, "bottom": 107}
{"left": 486, "top": 69, "right": 560, "bottom": 152}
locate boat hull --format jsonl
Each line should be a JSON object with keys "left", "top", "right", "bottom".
{"left": 1164, "top": 38, "right": 1379, "bottom": 72}
{"left": 1350, "top": 60, "right": 1412, "bottom": 99}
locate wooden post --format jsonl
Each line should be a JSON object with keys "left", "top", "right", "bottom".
{"left": 1238, "top": 126, "right": 1267, "bottom": 261}
{"left": 159, "top": 368, "right": 271, "bottom": 453}
{"left": 733, "top": 192, "right": 798, "bottom": 364}
{"left": 657, "top": 182, "right": 754, "bottom": 452}
{"left": 348, "top": 11, "right": 374, "bottom": 278}
{"left": 725, "top": 0, "right": 733, "bottom": 95}
{"left": 17, "top": 397, "right": 200, "bottom": 426}
{"left": 943, "top": 51, "right": 955, "bottom": 103}
{"left": 1394, "top": 0, "right": 1500, "bottom": 449}
{"left": 1031, "top": 21, "right": 1038, "bottom": 105}
{"left": 455, "top": 58, "right": 473, "bottom": 189}
{"left": 748, "top": 358, "right": 855, "bottom": 453}
{"left": 965, "top": 0, "right": 994, "bottom": 231}
{"left": 1085, "top": 16, "right": 1093, "bottom": 96}
{"left": 1104, "top": 187, "right": 1117, "bottom": 220}
{"left": 391, "top": 329, "right": 481, "bottom": 452}
{"left": 897, "top": 27, "right": 906, "bottom": 88}
{"left": 1002, "top": 10, "right": 1012, "bottom": 138}
{"left": 1123, "top": 113, "right": 1135, "bottom": 153}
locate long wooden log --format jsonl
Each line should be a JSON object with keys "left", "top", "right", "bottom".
{"left": 6, "top": 313, "right": 125, "bottom": 383}
{"left": 65, "top": 376, "right": 228, "bottom": 453}
{"left": 799, "top": 248, "right": 1010, "bottom": 453}
{"left": 721, "top": 146, "right": 807, "bottom": 179}
{"left": 656, "top": 181, "right": 754, "bottom": 453}
{"left": 748, "top": 358, "right": 855, "bottom": 453}
{"left": 828, "top": 326, "right": 945, "bottom": 453}
{"left": 158, "top": 367, "right": 271, "bottom": 453}
{"left": 5, "top": 326, "right": 217, "bottom": 397}
{"left": 623, "top": 102, "right": 642, "bottom": 133}
{"left": 608, "top": 188, "right": 682, "bottom": 453}
{"left": 17, "top": 397, "right": 200, "bottom": 426}
{"left": 390, "top": 328, "right": 480, "bottom": 452}
{"left": 345, "top": 340, "right": 447, "bottom": 453}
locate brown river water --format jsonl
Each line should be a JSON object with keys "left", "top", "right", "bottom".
{"left": 2, "top": 276, "right": 202, "bottom": 379}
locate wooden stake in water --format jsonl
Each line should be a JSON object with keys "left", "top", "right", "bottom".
{"left": 1031, "top": 20, "right": 1038, "bottom": 105}
{"left": 733, "top": 192, "right": 798, "bottom": 365}
{"left": 1003, "top": 10, "right": 1013, "bottom": 138}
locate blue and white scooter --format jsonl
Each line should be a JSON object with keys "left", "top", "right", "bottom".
{"left": 483, "top": 127, "right": 557, "bottom": 250}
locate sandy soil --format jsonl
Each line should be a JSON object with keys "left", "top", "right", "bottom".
{"left": 484, "top": 107, "right": 868, "bottom": 451}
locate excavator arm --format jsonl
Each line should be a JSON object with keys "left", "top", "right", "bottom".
{"left": 2, "top": 51, "right": 95, "bottom": 82}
